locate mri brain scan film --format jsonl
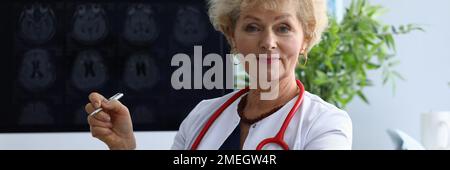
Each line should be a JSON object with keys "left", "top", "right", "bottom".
{"left": 173, "top": 6, "right": 208, "bottom": 46}
{"left": 70, "top": 50, "right": 108, "bottom": 92}
{"left": 72, "top": 3, "right": 109, "bottom": 45}
{"left": 123, "top": 4, "right": 159, "bottom": 46}
{"left": 123, "top": 53, "right": 159, "bottom": 91}
{"left": 18, "top": 3, "right": 56, "bottom": 45}
{"left": 18, "top": 49, "right": 56, "bottom": 92}
{"left": 2, "top": 0, "right": 229, "bottom": 132}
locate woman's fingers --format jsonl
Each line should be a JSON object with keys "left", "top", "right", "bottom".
{"left": 102, "top": 100, "right": 129, "bottom": 116}
{"left": 90, "top": 126, "right": 113, "bottom": 138}
{"left": 89, "top": 92, "right": 107, "bottom": 109}
{"left": 88, "top": 116, "right": 113, "bottom": 128}
{"left": 86, "top": 92, "right": 135, "bottom": 150}
{"left": 86, "top": 92, "right": 129, "bottom": 117}
{"left": 94, "top": 111, "right": 111, "bottom": 122}
{"left": 85, "top": 103, "right": 95, "bottom": 113}
{"left": 85, "top": 103, "right": 111, "bottom": 122}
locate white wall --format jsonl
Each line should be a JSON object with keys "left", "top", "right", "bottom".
{"left": 0, "top": 131, "right": 176, "bottom": 150}
{"left": 346, "top": 0, "right": 450, "bottom": 149}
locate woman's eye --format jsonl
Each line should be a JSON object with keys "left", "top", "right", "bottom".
{"left": 277, "top": 25, "right": 291, "bottom": 33}
{"left": 244, "top": 24, "right": 260, "bottom": 32}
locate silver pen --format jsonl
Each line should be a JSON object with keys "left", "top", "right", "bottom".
{"left": 89, "top": 93, "right": 124, "bottom": 117}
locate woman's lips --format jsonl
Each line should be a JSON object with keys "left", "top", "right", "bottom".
{"left": 257, "top": 55, "right": 280, "bottom": 64}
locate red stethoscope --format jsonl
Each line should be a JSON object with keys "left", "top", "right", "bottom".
{"left": 191, "top": 79, "right": 305, "bottom": 150}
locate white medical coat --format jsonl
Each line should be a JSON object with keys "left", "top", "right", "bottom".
{"left": 171, "top": 90, "right": 352, "bottom": 150}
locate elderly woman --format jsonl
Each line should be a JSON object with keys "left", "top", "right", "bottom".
{"left": 85, "top": 0, "right": 352, "bottom": 150}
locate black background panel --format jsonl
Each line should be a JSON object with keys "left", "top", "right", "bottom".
{"left": 0, "top": 0, "right": 231, "bottom": 132}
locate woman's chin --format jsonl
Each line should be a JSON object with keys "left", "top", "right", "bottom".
{"left": 249, "top": 71, "right": 283, "bottom": 83}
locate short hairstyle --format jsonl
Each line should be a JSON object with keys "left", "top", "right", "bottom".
{"left": 207, "top": 0, "right": 328, "bottom": 51}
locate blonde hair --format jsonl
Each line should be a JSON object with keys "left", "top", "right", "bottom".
{"left": 207, "top": 0, "right": 328, "bottom": 51}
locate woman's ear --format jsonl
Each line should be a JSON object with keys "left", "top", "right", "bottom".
{"left": 300, "top": 34, "right": 310, "bottom": 54}
{"left": 300, "top": 43, "right": 308, "bottom": 54}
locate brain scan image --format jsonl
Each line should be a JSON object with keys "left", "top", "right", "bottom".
{"left": 123, "top": 53, "right": 159, "bottom": 91}
{"left": 18, "top": 3, "right": 56, "bottom": 45}
{"left": 71, "top": 50, "right": 108, "bottom": 91}
{"left": 72, "top": 3, "right": 109, "bottom": 44}
{"left": 18, "top": 101, "right": 54, "bottom": 125}
{"left": 18, "top": 49, "right": 55, "bottom": 92}
{"left": 173, "top": 6, "right": 208, "bottom": 46}
{"left": 123, "top": 4, "right": 159, "bottom": 45}
{"left": 131, "top": 105, "right": 156, "bottom": 124}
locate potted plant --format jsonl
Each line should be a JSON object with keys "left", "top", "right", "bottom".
{"left": 295, "top": 0, "right": 423, "bottom": 108}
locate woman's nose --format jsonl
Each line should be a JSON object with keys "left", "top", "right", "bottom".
{"left": 260, "top": 31, "right": 277, "bottom": 51}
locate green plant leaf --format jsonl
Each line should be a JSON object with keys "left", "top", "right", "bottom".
{"left": 392, "top": 71, "right": 406, "bottom": 81}
{"left": 356, "top": 90, "right": 369, "bottom": 104}
{"left": 294, "top": 0, "right": 422, "bottom": 109}
{"left": 366, "top": 62, "right": 381, "bottom": 69}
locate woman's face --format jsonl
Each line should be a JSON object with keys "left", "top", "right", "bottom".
{"left": 231, "top": 1, "right": 306, "bottom": 82}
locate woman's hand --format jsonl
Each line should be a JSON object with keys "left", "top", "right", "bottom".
{"left": 85, "top": 92, "right": 136, "bottom": 150}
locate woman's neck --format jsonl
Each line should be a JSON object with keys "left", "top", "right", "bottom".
{"left": 244, "top": 75, "right": 299, "bottom": 119}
